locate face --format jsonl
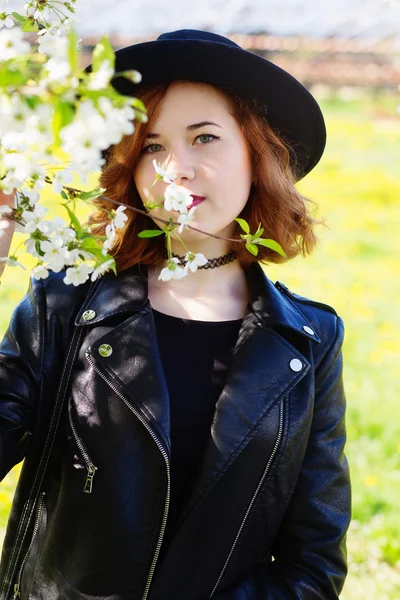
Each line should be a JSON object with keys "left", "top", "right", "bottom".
{"left": 133, "top": 81, "right": 253, "bottom": 248}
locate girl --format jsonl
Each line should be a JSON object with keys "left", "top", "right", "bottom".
{"left": 0, "top": 29, "right": 351, "bottom": 600}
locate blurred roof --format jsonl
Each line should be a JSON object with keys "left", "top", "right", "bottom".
{"left": 72, "top": 0, "right": 400, "bottom": 43}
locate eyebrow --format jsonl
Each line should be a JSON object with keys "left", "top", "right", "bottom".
{"left": 147, "top": 121, "right": 222, "bottom": 139}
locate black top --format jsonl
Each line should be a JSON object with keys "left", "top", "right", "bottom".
{"left": 152, "top": 307, "right": 243, "bottom": 566}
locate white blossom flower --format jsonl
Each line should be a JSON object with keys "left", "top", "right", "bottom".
{"left": 0, "top": 27, "right": 30, "bottom": 60}
{"left": 36, "top": 18, "right": 74, "bottom": 44}
{"left": 0, "top": 93, "right": 32, "bottom": 138}
{"left": 88, "top": 60, "right": 114, "bottom": 90}
{"left": 102, "top": 236, "right": 114, "bottom": 256}
{"left": 158, "top": 257, "right": 187, "bottom": 281}
{"left": 37, "top": 31, "right": 69, "bottom": 58}
{"left": 43, "top": 57, "right": 72, "bottom": 85}
{"left": 24, "top": 0, "right": 79, "bottom": 30}
{"left": 59, "top": 98, "right": 136, "bottom": 174}
{"left": 59, "top": 101, "right": 108, "bottom": 170}
{"left": 102, "top": 223, "right": 114, "bottom": 250}
{"left": 63, "top": 262, "right": 94, "bottom": 286}
{"left": 32, "top": 264, "right": 49, "bottom": 280}
{"left": 105, "top": 223, "right": 116, "bottom": 239}
{"left": 0, "top": 14, "right": 14, "bottom": 29}
{"left": 164, "top": 183, "right": 193, "bottom": 213}
{"left": 63, "top": 248, "right": 93, "bottom": 266}
{"left": 0, "top": 256, "right": 26, "bottom": 270}
{"left": 21, "top": 203, "right": 52, "bottom": 234}
{"left": 52, "top": 169, "right": 73, "bottom": 194}
{"left": 2, "top": 153, "right": 47, "bottom": 190}
{"left": 112, "top": 206, "right": 128, "bottom": 229}
{"left": 0, "top": 205, "right": 12, "bottom": 216}
{"left": 0, "top": 94, "right": 54, "bottom": 153}
{"left": 23, "top": 237, "right": 39, "bottom": 258}
{"left": 184, "top": 252, "right": 208, "bottom": 273}
{"left": 177, "top": 206, "right": 197, "bottom": 233}
{"left": 91, "top": 259, "right": 114, "bottom": 281}
{"left": 40, "top": 237, "right": 68, "bottom": 270}
{"left": 17, "top": 187, "right": 40, "bottom": 206}
{"left": 152, "top": 159, "right": 177, "bottom": 184}
{"left": 52, "top": 229, "right": 76, "bottom": 245}
{"left": 98, "top": 98, "right": 135, "bottom": 143}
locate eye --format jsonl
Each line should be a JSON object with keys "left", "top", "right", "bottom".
{"left": 141, "top": 133, "right": 219, "bottom": 155}
{"left": 141, "top": 143, "right": 164, "bottom": 155}
{"left": 195, "top": 133, "right": 220, "bottom": 144}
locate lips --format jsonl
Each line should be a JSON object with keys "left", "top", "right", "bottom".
{"left": 188, "top": 195, "right": 205, "bottom": 209}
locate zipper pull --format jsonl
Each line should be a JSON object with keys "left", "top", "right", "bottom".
{"left": 13, "top": 583, "right": 21, "bottom": 599}
{"left": 83, "top": 462, "right": 98, "bottom": 494}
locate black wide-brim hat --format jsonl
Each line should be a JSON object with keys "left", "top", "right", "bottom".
{"left": 85, "top": 29, "right": 326, "bottom": 181}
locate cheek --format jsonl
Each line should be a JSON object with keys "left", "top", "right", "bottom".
{"left": 224, "top": 143, "right": 252, "bottom": 180}
{"left": 133, "top": 164, "right": 153, "bottom": 202}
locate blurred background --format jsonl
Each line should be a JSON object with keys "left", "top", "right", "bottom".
{"left": 1, "top": 0, "right": 400, "bottom": 597}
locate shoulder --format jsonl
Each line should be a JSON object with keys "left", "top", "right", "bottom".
{"left": 274, "top": 280, "right": 345, "bottom": 354}
{"left": 30, "top": 269, "right": 94, "bottom": 318}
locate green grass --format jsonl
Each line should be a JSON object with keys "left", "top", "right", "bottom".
{"left": 1, "top": 89, "right": 400, "bottom": 597}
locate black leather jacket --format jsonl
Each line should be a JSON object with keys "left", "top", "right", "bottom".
{"left": 0, "top": 261, "right": 351, "bottom": 600}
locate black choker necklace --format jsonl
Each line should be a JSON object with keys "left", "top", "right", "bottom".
{"left": 162, "top": 249, "right": 238, "bottom": 269}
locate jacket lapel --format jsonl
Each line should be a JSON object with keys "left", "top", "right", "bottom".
{"left": 76, "top": 261, "right": 320, "bottom": 524}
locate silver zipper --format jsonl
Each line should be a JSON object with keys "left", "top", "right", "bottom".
{"left": 209, "top": 400, "right": 285, "bottom": 597}
{"left": 86, "top": 352, "right": 170, "bottom": 600}
{"left": 13, "top": 491, "right": 46, "bottom": 600}
{"left": 68, "top": 406, "right": 98, "bottom": 493}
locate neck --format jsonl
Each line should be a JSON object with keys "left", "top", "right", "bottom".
{"left": 148, "top": 239, "right": 247, "bottom": 298}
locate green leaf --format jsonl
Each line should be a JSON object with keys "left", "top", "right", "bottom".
{"left": 78, "top": 187, "right": 106, "bottom": 201}
{"left": 92, "top": 257, "right": 117, "bottom": 276}
{"left": 110, "top": 260, "right": 117, "bottom": 276}
{"left": 80, "top": 237, "right": 103, "bottom": 252}
{"left": 137, "top": 229, "right": 164, "bottom": 238}
{"left": 129, "top": 97, "right": 147, "bottom": 112}
{"left": 92, "top": 36, "right": 115, "bottom": 72}
{"left": 82, "top": 247, "right": 104, "bottom": 261}
{"left": 256, "top": 238, "right": 287, "bottom": 257}
{"left": 52, "top": 100, "right": 75, "bottom": 144}
{"left": 62, "top": 203, "right": 83, "bottom": 235}
{"left": 67, "top": 29, "right": 79, "bottom": 73}
{"left": 245, "top": 243, "right": 259, "bottom": 256}
{"left": 12, "top": 12, "right": 26, "bottom": 23}
{"left": 21, "top": 17, "right": 38, "bottom": 32}
{"left": 23, "top": 95, "right": 41, "bottom": 110}
{"left": 234, "top": 217, "right": 250, "bottom": 234}
{"left": 88, "top": 234, "right": 107, "bottom": 242}
{"left": 60, "top": 190, "right": 68, "bottom": 200}
{"left": 0, "top": 66, "right": 28, "bottom": 87}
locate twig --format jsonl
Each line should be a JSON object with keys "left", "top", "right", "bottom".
{"left": 42, "top": 179, "right": 246, "bottom": 244}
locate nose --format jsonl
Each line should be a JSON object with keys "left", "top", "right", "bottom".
{"left": 165, "top": 150, "right": 195, "bottom": 184}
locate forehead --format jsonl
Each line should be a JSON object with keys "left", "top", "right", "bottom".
{"left": 154, "top": 81, "right": 233, "bottom": 122}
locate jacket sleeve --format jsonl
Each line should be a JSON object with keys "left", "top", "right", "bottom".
{"left": 0, "top": 276, "right": 46, "bottom": 481}
{"left": 213, "top": 315, "right": 351, "bottom": 600}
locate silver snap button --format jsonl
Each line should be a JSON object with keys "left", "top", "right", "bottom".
{"left": 290, "top": 358, "right": 303, "bottom": 372}
{"left": 98, "top": 344, "right": 113, "bottom": 357}
{"left": 303, "top": 325, "right": 314, "bottom": 335}
{"left": 82, "top": 309, "right": 96, "bottom": 322}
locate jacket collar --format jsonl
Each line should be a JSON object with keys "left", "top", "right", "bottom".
{"left": 75, "top": 261, "right": 320, "bottom": 343}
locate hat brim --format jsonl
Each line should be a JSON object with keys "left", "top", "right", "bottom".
{"left": 86, "top": 39, "right": 326, "bottom": 180}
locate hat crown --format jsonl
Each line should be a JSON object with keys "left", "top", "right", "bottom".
{"left": 156, "top": 29, "right": 241, "bottom": 50}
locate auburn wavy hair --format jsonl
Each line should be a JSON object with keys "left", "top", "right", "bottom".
{"left": 88, "top": 81, "right": 324, "bottom": 271}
